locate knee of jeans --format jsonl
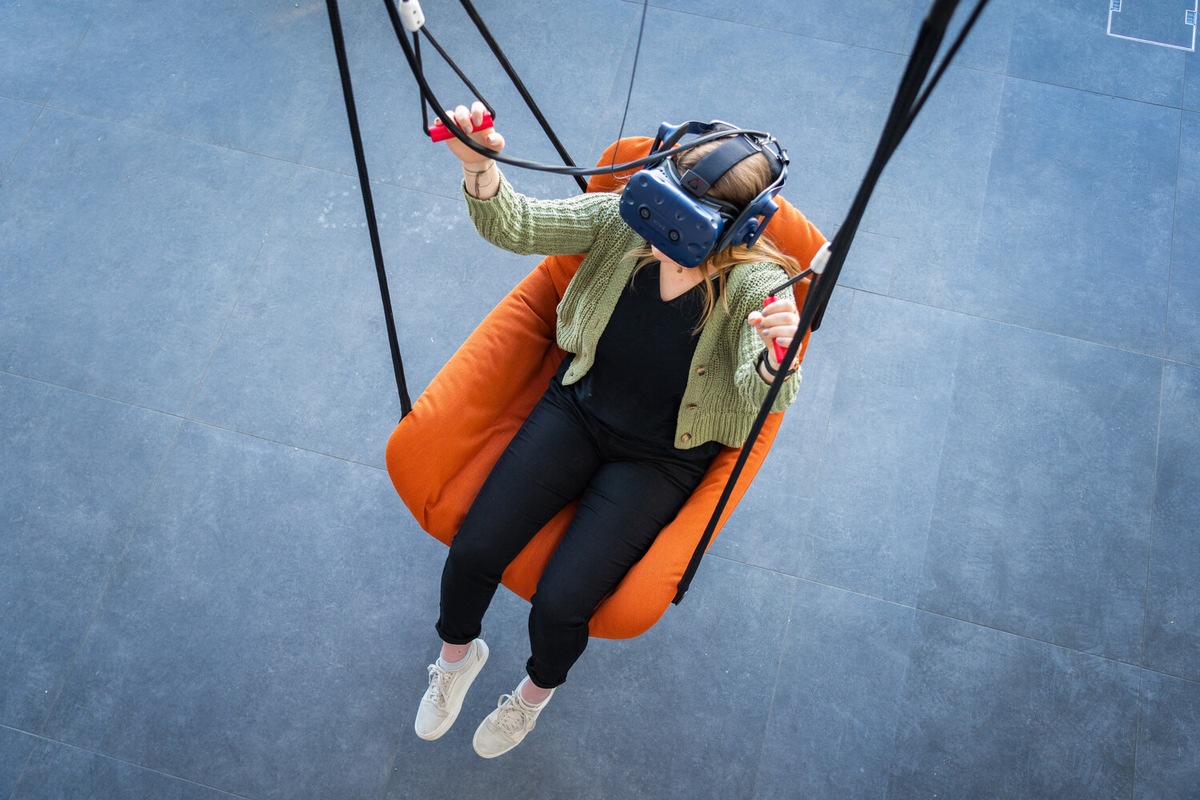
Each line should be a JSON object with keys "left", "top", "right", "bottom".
{"left": 446, "top": 531, "right": 507, "bottom": 581}
{"left": 529, "top": 584, "right": 592, "bottom": 633}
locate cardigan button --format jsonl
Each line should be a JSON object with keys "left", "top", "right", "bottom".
{"left": 686, "top": 404, "right": 699, "bottom": 411}
{"left": 681, "top": 433, "right": 693, "bottom": 443}
{"left": 695, "top": 366, "right": 707, "bottom": 376}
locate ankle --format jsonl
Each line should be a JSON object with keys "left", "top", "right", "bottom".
{"left": 440, "top": 641, "right": 471, "bottom": 665}
{"left": 518, "top": 677, "right": 554, "bottom": 706}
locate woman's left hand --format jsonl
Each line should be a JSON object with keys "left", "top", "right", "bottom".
{"left": 747, "top": 297, "right": 801, "bottom": 372}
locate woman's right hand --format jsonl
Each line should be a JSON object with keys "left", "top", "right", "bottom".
{"left": 434, "top": 100, "right": 505, "bottom": 167}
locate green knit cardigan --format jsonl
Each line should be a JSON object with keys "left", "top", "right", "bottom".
{"left": 464, "top": 174, "right": 800, "bottom": 450}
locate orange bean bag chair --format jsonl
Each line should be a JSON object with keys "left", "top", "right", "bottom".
{"left": 386, "top": 136, "right": 827, "bottom": 639}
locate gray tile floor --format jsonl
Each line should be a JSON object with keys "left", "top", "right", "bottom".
{"left": 2, "top": 1, "right": 1198, "bottom": 797}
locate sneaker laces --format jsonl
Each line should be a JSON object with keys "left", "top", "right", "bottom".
{"left": 425, "top": 664, "right": 455, "bottom": 710}
{"left": 494, "top": 693, "right": 534, "bottom": 736}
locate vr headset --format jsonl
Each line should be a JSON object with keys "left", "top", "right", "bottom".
{"left": 619, "top": 120, "right": 788, "bottom": 268}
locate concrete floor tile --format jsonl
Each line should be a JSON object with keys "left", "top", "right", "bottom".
{"left": 0, "top": 110, "right": 294, "bottom": 412}
{"left": 796, "top": 293, "right": 966, "bottom": 602}
{"left": 1136, "top": 670, "right": 1200, "bottom": 800}
{"left": 0, "top": 727, "right": 38, "bottom": 800}
{"left": 884, "top": 613, "right": 1139, "bottom": 799}
{"left": 0, "top": 375, "right": 181, "bottom": 732}
{"left": 47, "top": 1, "right": 340, "bottom": 161}
{"left": 1168, "top": 111, "right": 1200, "bottom": 365}
{"left": 911, "top": 78, "right": 1178, "bottom": 352}
{"left": 0, "top": 98, "right": 40, "bottom": 181}
{"left": 12, "top": 740, "right": 242, "bottom": 800}
{"left": 1144, "top": 363, "right": 1200, "bottom": 681}
{"left": 755, "top": 581, "right": 916, "bottom": 800}
{"left": 1008, "top": 0, "right": 1186, "bottom": 105}
{"left": 41, "top": 423, "right": 431, "bottom": 800}
{"left": 0, "top": 0, "right": 92, "bottom": 104}
{"left": 919, "top": 322, "right": 1159, "bottom": 661}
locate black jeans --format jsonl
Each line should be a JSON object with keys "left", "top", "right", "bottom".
{"left": 436, "top": 378, "right": 717, "bottom": 688}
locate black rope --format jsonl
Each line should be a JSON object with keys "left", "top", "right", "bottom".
{"left": 673, "top": 0, "right": 991, "bottom": 603}
{"left": 608, "top": 0, "right": 650, "bottom": 173}
{"left": 456, "top": 0, "right": 588, "bottom": 192}
{"left": 325, "top": 0, "right": 413, "bottom": 418}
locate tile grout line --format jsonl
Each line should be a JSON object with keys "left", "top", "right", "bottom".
{"left": 626, "top": 1, "right": 1191, "bottom": 114}
{"left": 706, "top": 554, "right": 1200, "bottom": 688}
{"left": 176, "top": 158, "right": 304, "bottom": 422}
{"left": 0, "top": 101, "right": 46, "bottom": 187}
{"left": 29, "top": 419, "right": 186, "bottom": 749}
{"left": 1138, "top": 362, "right": 1169, "bottom": 668}
{"left": 1, "top": 16, "right": 101, "bottom": 797}
{"left": 0, "top": 13, "right": 92, "bottom": 187}
{"left": 747, "top": 577, "right": 801, "bottom": 800}
{"left": 0, "top": 369, "right": 389, "bottom": 472}
{"left": 2, "top": 727, "right": 255, "bottom": 800}
{"left": 1134, "top": 105, "right": 1186, "bottom": 678}
{"left": 845, "top": 284, "right": 1199, "bottom": 368}
{"left": 1131, "top": 670, "right": 1146, "bottom": 800}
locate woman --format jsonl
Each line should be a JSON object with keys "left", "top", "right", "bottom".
{"left": 415, "top": 102, "right": 809, "bottom": 758}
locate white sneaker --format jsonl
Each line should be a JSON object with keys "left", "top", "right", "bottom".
{"left": 472, "top": 684, "right": 554, "bottom": 758}
{"left": 414, "top": 639, "right": 489, "bottom": 741}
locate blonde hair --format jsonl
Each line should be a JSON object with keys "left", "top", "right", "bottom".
{"left": 629, "top": 137, "right": 805, "bottom": 330}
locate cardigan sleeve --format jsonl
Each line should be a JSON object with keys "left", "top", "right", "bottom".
{"left": 463, "top": 173, "right": 618, "bottom": 257}
{"left": 730, "top": 268, "right": 801, "bottom": 414}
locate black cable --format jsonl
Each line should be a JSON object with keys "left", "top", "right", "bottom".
{"left": 456, "top": 0, "right": 588, "bottom": 192}
{"left": 325, "top": 0, "right": 413, "bottom": 419}
{"left": 381, "top": 0, "right": 756, "bottom": 178}
{"left": 609, "top": 0, "right": 651, "bottom": 173}
{"left": 414, "top": 31, "right": 427, "bottom": 132}
{"left": 419, "top": 27, "right": 496, "bottom": 130}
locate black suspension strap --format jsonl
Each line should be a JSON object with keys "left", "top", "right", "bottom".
{"left": 673, "top": 0, "right": 991, "bottom": 603}
{"left": 326, "top": 0, "right": 412, "bottom": 419}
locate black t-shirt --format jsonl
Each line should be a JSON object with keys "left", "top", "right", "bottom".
{"left": 558, "top": 262, "right": 724, "bottom": 459}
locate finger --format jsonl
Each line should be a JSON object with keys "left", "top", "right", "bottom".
{"left": 761, "top": 318, "right": 799, "bottom": 336}
{"left": 762, "top": 298, "right": 797, "bottom": 315}
{"left": 470, "top": 101, "right": 488, "bottom": 128}
{"left": 453, "top": 104, "right": 472, "bottom": 132}
{"left": 483, "top": 130, "right": 504, "bottom": 151}
{"left": 762, "top": 309, "right": 797, "bottom": 326}
{"left": 762, "top": 307, "right": 798, "bottom": 320}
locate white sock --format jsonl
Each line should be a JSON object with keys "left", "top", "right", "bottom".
{"left": 437, "top": 643, "right": 471, "bottom": 671}
{"left": 517, "top": 677, "right": 553, "bottom": 708}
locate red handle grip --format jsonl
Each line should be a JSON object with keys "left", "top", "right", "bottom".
{"left": 763, "top": 296, "right": 789, "bottom": 365}
{"left": 429, "top": 112, "right": 494, "bottom": 143}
